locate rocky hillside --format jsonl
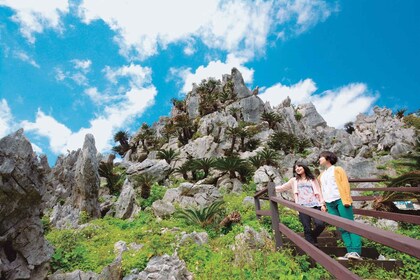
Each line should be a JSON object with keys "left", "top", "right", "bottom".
{"left": 0, "top": 68, "right": 419, "bottom": 279}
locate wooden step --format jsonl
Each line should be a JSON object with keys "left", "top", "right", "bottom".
{"left": 283, "top": 236, "right": 338, "bottom": 247}
{"left": 296, "top": 231, "right": 337, "bottom": 238}
{"left": 318, "top": 247, "right": 380, "bottom": 259}
{"left": 337, "top": 259, "right": 402, "bottom": 271}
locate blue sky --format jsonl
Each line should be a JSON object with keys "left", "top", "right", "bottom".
{"left": 0, "top": 0, "right": 419, "bottom": 165}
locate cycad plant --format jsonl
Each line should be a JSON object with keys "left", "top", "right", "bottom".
{"left": 257, "top": 147, "right": 280, "bottom": 166}
{"left": 192, "top": 158, "right": 216, "bottom": 178}
{"left": 98, "top": 162, "right": 126, "bottom": 195}
{"left": 112, "top": 130, "right": 131, "bottom": 156}
{"left": 157, "top": 148, "right": 180, "bottom": 164}
{"left": 248, "top": 154, "right": 264, "bottom": 169}
{"left": 175, "top": 200, "right": 224, "bottom": 228}
{"left": 261, "top": 111, "right": 283, "bottom": 129}
{"left": 215, "top": 156, "right": 247, "bottom": 179}
{"left": 174, "top": 161, "right": 194, "bottom": 180}
{"left": 132, "top": 173, "right": 156, "bottom": 199}
{"left": 373, "top": 170, "right": 420, "bottom": 214}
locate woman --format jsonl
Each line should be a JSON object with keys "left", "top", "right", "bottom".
{"left": 318, "top": 151, "right": 362, "bottom": 260}
{"left": 275, "top": 162, "right": 326, "bottom": 245}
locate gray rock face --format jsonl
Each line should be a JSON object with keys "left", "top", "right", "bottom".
{"left": 126, "top": 159, "right": 171, "bottom": 182}
{"left": 231, "top": 67, "right": 252, "bottom": 99}
{"left": 179, "top": 231, "right": 209, "bottom": 246}
{"left": 126, "top": 254, "right": 193, "bottom": 280}
{"left": 73, "top": 134, "right": 101, "bottom": 218}
{"left": 163, "top": 182, "right": 221, "bottom": 208}
{"left": 185, "top": 84, "right": 200, "bottom": 119}
{"left": 152, "top": 200, "right": 175, "bottom": 218}
{"left": 227, "top": 95, "right": 265, "bottom": 123}
{"left": 353, "top": 107, "right": 416, "bottom": 154}
{"left": 253, "top": 166, "right": 283, "bottom": 191}
{"left": 114, "top": 179, "right": 138, "bottom": 219}
{"left": 47, "top": 134, "right": 101, "bottom": 228}
{"left": 231, "top": 226, "right": 271, "bottom": 265}
{"left": 0, "top": 129, "right": 53, "bottom": 280}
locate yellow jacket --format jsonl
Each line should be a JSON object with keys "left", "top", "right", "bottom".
{"left": 319, "top": 166, "right": 352, "bottom": 206}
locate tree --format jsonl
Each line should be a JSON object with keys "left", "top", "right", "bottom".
{"left": 261, "top": 111, "right": 283, "bottom": 129}
{"left": 257, "top": 148, "right": 280, "bottom": 166}
{"left": 228, "top": 107, "right": 241, "bottom": 121}
{"left": 156, "top": 148, "right": 180, "bottom": 164}
{"left": 174, "top": 162, "right": 191, "bottom": 180}
{"left": 133, "top": 173, "right": 156, "bottom": 199}
{"left": 268, "top": 131, "right": 298, "bottom": 153}
{"left": 173, "top": 113, "right": 195, "bottom": 145}
{"left": 215, "top": 156, "right": 247, "bottom": 179}
{"left": 171, "top": 98, "right": 186, "bottom": 112}
{"left": 225, "top": 126, "right": 242, "bottom": 154}
{"left": 134, "top": 123, "right": 154, "bottom": 152}
{"left": 395, "top": 108, "right": 407, "bottom": 119}
{"left": 98, "top": 162, "right": 126, "bottom": 195}
{"left": 248, "top": 154, "right": 264, "bottom": 169}
{"left": 344, "top": 122, "right": 355, "bottom": 134}
{"left": 192, "top": 158, "right": 217, "bottom": 178}
{"left": 113, "top": 130, "right": 130, "bottom": 156}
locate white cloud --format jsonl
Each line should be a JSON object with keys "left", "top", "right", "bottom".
{"left": 0, "top": 0, "right": 69, "bottom": 43}
{"left": 311, "top": 83, "right": 378, "bottom": 127}
{"left": 276, "top": 0, "right": 338, "bottom": 36}
{"left": 0, "top": 99, "right": 14, "bottom": 138}
{"left": 259, "top": 80, "right": 378, "bottom": 128}
{"left": 77, "top": 0, "right": 334, "bottom": 60}
{"left": 173, "top": 54, "right": 254, "bottom": 94}
{"left": 104, "top": 64, "right": 152, "bottom": 88}
{"left": 258, "top": 79, "right": 317, "bottom": 106}
{"left": 14, "top": 50, "right": 40, "bottom": 68}
{"left": 2, "top": 1, "right": 335, "bottom": 59}
{"left": 72, "top": 59, "right": 92, "bottom": 72}
{"left": 22, "top": 64, "right": 157, "bottom": 155}
{"left": 54, "top": 67, "right": 66, "bottom": 81}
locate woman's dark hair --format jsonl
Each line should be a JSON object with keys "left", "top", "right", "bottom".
{"left": 293, "top": 162, "right": 315, "bottom": 180}
{"left": 319, "top": 151, "right": 338, "bottom": 165}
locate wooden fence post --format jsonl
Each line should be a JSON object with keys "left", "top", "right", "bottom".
{"left": 254, "top": 196, "right": 261, "bottom": 220}
{"left": 268, "top": 182, "right": 283, "bottom": 249}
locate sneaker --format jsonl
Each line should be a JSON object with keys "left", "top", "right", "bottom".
{"left": 337, "top": 253, "right": 351, "bottom": 260}
{"left": 347, "top": 252, "right": 363, "bottom": 260}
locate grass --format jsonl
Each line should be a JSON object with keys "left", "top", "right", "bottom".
{"left": 45, "top": 187, "right": 420, "bottom": 279}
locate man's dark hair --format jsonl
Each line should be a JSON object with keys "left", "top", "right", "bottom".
{"left": 319, "top": 151, "right": 338, "bottom": 165}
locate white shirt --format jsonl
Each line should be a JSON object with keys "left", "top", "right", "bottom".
{"left": 320, "top": 166, "right": 341, "bottom": 203}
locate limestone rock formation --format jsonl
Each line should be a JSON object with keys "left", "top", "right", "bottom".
{"left": 47, "top": 134, "right": 101, "bottom": 228}
{"left": 124, "top": 254, "right": 193, "bottom": 280}
{"left": 0, "top": 129, "right": 53, "bottom": 280}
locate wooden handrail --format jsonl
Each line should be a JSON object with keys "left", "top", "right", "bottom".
{"left": 253, "top": 187, "right": 268, "bottom": 198}
{"left": 351, "top": 187, "right": 420, "bottom": 192}
{"left": 353, "top": 209, "right": 420, "bottom": 225}
{"left": 254, "top": 178, "right": 420, "bottom": 279}
{"left": 271, "top": 195, "right": 420, "bottom": 259}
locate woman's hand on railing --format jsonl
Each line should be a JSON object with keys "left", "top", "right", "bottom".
{"left": 321, "top": 205, "right": 327, "bottom": 212}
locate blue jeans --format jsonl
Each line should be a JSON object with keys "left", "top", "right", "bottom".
{"left": 299, "top": 206, "right": 326, "bottom": 244}
{"left": 326, "top": 199, "right": 362, "bottom": 254}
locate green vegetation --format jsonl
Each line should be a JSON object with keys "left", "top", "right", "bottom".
{"left": 46, "top": 185, "right": 420, "bottom": 279}
{"left": 98, "top": 162, "right": 126, "bottom": 195}
{"left": 175, "top": 200, "right": 225, "bottom": 228}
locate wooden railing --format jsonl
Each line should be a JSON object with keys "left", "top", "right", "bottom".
{"left": 254, "top": 179, "right": 420, "bottom": 280}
